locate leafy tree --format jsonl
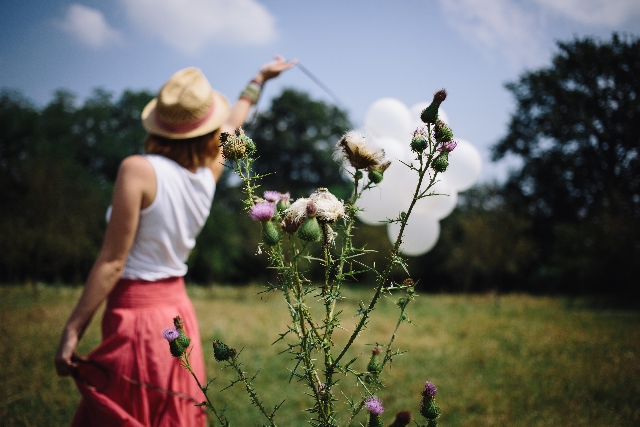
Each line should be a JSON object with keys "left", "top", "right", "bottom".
{"left": 242, "top": 88, "right": 352, "bottom": 199}
{"left": 0, "top": 88, "right": 153, "bottom": 283}
{"left": 493, "top": 33, "right": 640, "bottom": 296}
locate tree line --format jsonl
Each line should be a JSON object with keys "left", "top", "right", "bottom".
{"left": 1, "top": 34, "right": 638, "bottom": 303}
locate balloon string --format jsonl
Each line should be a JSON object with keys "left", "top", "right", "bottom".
{"left": 295, "top": 63, "right": 346, "bottom": 109}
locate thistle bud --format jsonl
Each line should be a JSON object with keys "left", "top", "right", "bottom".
{"left": 421, "top": 89, "right": 447, "bottom": 124}
{"left": 411, "top": 128, "right": 428, "bottom": 153}
{"left": 367, "top": 346, "right": 383, "bottom": 376}
{"left": 164, "top": 317, "right": 191, "bottom": 357}
{"left": 368, "top": 169, "right": 384, "bottom": 184}
{"left": 433, "top": 120, "right": 453, "bottom": 143}
{"left": 262, "top": 220, "right": 280, "bottom": 246}
{"left": 276, "top": 192, "right": 291, "bottom": 211}
{"left": 212, "top": 340, "right": 236, "bottom": 362}
{"left": 367, "top": 161, "right": 391, "bottom": 184}
{"left": 432, "top": 152, "right": 449, "bottom": 173}
{"left": 419, "top": 399, "right": 441, "bottom": 420}
{"left": 298, "top": 216, "right": 322, "bottom": 242}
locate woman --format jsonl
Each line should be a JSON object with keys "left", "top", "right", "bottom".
{"left": 55, "top": 56, "right": 296, "bottom": 426}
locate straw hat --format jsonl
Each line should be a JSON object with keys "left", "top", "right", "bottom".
{"left": 142, "top": 67, "right": 230, "bottom": 139}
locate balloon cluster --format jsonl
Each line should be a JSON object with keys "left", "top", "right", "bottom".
{"left": 355, "top": 98, "right": 482, "bottom": 256}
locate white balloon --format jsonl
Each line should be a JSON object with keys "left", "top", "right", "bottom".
{"left": 369, "top": 135, "right": 410, "bottom": 163}
{"left": 441, "top": 139, "right": 482, "bottom": 192}
{"left": 387, "top": 212, "right": 440, "bottom": 256}
{"left": 356, "top": 161, "right": 416, "bottom": 224}
{"left": 365, "top": 98, "right": 413, "bottom": 143}
{"left": 415, "top": 177, "right": 458, "bottom": 220}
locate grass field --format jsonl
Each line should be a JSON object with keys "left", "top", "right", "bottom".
{"left": 1, "top": 284, "right": 639, "bottom": 426}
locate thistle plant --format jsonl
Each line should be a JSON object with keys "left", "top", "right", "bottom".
{"left": 165, "top": 89, "right": 457, "bottom": 426}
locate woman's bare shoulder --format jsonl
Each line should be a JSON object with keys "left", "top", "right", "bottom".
{"left": 119, "top": 155, "right": 155, "bottom": 179}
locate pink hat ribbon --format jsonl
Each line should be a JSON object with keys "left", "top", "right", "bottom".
{"left": 154, "top": 104, "right": 215, "bottom": 134}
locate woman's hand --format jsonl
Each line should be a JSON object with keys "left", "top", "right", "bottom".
{"left": 55, "top": 328, "right": 79, "bottom": 376}
{"left": 256, "top": 55, "right": 297, "bottom": 82}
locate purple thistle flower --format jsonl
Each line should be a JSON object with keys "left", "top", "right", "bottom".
{"left": 422, "top": 381, "right": 438, "bottom": 398}
{"left": 249, "top": 201, "right": 275, "bottom": 222}
{"left": 413, "top": 126, "right": 428, "bottom": 138}
{"left": 280, "top": 192, "right": 291, "bottom": 204}
{"left": 439, "top": 140, "right": 457, "bottom": 152}
{"left": 364, "top": 396, "right": 385, "bottom": 415}
{"left": 162, "top": 327, "right": 180, "bottom": 342}
{"left": 263, "top": 191, "right": 281, "bottom": 203}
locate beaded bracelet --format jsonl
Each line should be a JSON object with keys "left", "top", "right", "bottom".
{"left": 240, "top": 79, "right": 263, "bottom": 104}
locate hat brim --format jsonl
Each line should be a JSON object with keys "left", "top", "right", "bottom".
{"left": 141, "top": 91, "right": 230, "bottom": 139}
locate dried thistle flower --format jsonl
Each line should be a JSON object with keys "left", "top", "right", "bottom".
{"left": 281, "top": 213, "right": 305, "bottom": 234}
{"left": 337, "top": 131, "right": 386, "bottom": 170}
{"left": 309, "top": 188, "right": 344, "bottom": 223}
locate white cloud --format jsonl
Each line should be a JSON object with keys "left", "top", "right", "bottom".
{"left": 437, "top": 0, "right": 547, "bottom": 68}
{"left": 59, "top": 4, "right": 122, "bottom": 48}
{"left": 120, "top": 0, "right": 278, "bottom": 54}
{"left": 534, "top": 0, "right": 640, "bottom": 26}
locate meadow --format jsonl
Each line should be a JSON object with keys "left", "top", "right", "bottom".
{"left": 1, "top": 284, "right": 639, "bottom": 426}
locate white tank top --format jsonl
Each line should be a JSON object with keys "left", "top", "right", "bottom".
{"left": 108, "top": 155, "right": 215, "bottom": 281}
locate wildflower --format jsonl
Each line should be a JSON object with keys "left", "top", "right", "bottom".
{"left": 422, "top": 381, "right": 438, "bottom": 399}
{"left": 162, "top": 327, "right": 180, "bottom": 342}
{"left": 165, "top": 316, "right": 191, "bottom": 358}
{"left": 364, "top": 396, "right": 385, "bottom": 415}
{"left": 389, "top": 410, "right": 412, "bottom": 427}
{"left": 309, "top": 188, "right": 345, "bottom": 223}
{"left": 337, "top": 131, "right": 386, "bottom": 170}
{"left": 263, "top": 191, "right": 281, "bottom": 203}
{"left": 249, "top": 201, "right": 275, "bottom": 222}
{"left": 421, "top": 89, "right": 447, "bottom": 124}
{"left": 411, "top": 127, "right": 429, "bottom": 153}
{"left": 439, "top": 140, "right": 457, "bottom": 152}
{"left": 419, "top": 380, "right": 441, "bottom": 422}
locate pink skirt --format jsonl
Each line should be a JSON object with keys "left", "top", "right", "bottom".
{"left": 71, "top": 277, "right": 207, "bottom": 427}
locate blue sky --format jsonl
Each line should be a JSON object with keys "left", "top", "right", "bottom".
{"left": 1, "top": 0, "right": 639, "bottom": 182}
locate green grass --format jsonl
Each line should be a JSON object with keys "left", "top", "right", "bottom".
{"left": 1, "top": 284, "right": 639, "bottom": 426}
